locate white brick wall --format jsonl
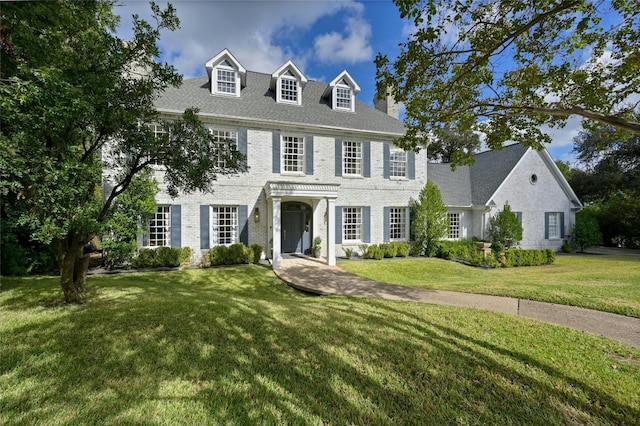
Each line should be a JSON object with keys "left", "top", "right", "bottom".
{"left": 145, "top": 125, "right": 427, "bottom": 262}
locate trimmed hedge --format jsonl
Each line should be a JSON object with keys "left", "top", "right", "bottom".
{"left": 501, "top": 248, "right": 555, "bottom": 267}
{"left": 361, "top": 242, "right": 410, "bottom": 260}
{"left": 209, "top": 243, "right": 263, "bottom": 266}
{"left": 131, "top": 247, "right": 192, "bottom": 269}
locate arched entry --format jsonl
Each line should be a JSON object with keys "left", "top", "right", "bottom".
{"left": 281, "top": 202, "right": 312, "bottom": 254}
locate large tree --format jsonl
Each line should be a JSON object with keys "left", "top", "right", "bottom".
{"left": 0, "top": 1, "right": 245, "bottom": 303}
{"left": 428, "top": 128, "right": 481, "bottom": 164}
{"left": 376, "top": 0, "right": 640, "bottom": 163}
{"left": 411, "top": 181, "right": 449, "bottom": 256}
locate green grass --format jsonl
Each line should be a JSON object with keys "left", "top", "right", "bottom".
{"left": 338, "top": 254, "right": 640, "bottom": 318}
{"left": 1, "top": 266, "right": 639, "bottom": 425}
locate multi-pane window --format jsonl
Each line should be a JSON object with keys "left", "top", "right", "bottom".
{"left": 147, "top": 123, "right": 167, "bottom": 165}
{"left": 148, "top": 206, "right": 170, "bottom": 247}
{"left": 389, "top": 207, "right": 408, "bottom": 241}
{"left": 343, "top": 207, "right": 363, "bottom": 241}
{"left": 547, "top": 212, "right": 561, "bottom": 239}
{"left": 389, "top": 147, "right": 407, "bottom": 178}
{"left": 211, "top": 206, "right": 238, "bottom": 245}
{"left": 343, "top": 140, "right": 362, "bottom": 176}
{"left": 448, "top": 212, "right": 460, "bottom": 239}
{"left": 280, "top": 76, "right": 298, "bottom": 103}
{"left": 282, "top": 135, "right": 305, "bottom": 173}
{"left": 335, "top": 84, "right": 352, "bottom": 110}
{"left": 210, "top": 128, "right": 238, "bottom": 168}
{"left": 216, "top": 67, "right": 236, "bottom": 94}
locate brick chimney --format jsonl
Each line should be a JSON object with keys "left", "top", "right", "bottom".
{"left": 374, "top": 89, "right": 399, "bottom": 120}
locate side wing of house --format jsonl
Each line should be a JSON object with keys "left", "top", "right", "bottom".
{"left": 486, "top": 147, "right": 582, "bottom": 250}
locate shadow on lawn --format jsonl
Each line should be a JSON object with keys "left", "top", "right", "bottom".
{"left": 1, "top": 267, "right": 638, "bottom": 424}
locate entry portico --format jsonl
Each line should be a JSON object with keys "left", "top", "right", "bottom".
{"left": 264, "top": 182, "right": 340, "bottom": 269}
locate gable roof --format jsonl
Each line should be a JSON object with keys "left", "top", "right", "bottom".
{"left": 428, "top": 143, "right": 581, "bottom": 208}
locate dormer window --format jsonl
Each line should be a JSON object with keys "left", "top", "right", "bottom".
{"left": 216, "top": 60, "right": 237, "bottom": 95}
{"left": 323, "top": 71, "right": 361, "bottom": 112}
{"left": 205, "top": 49, "right": 246, "bottom": 97}
{"left": 271, "top": 60, "right": 307, "bottom": 106}
{"left": 280, "top": 71, "right": 299, "bottom": 103}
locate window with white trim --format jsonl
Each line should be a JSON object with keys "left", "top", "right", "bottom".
{"left": 448, "top": 212, "right": 460, "bottom": 239}
{"left": 343, "top": 140, "right": 362, "bottom": 176}
{"left": 210, "top": 128, "right": 238, "bottom": 168}
{"left": 547, "top": 212, "right": 561, "bottom": 239}
{"left": 343, "top": 207, "right": 363, "bottom": 241}
{"left": 213, "top": 60, "right": 238, "bottom": 96}
{"left": 282, "top": 135, "right": 305, "bottom": 173}
{"left": 389, "top": 147, "right": 407, "bottom": 178}
{"left": 389, "top": 207, "right": 408, "bottom": 241}
{"left": 335, "top": 81, "right": 352, "bottom": 110}
{"left": 280, "top": 72, "right": 299, "bottom": 103}
{"left": 211, "top": 206, "right": 238, "bottom": 246}
{"left": 147, "top": 123, "right": 167, "bottom": 165}
{"left": 148, "top": 206, "right": 170, "bottom": 247}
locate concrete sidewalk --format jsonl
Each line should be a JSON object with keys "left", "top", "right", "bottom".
{"left": 274, "top": 256, "right": 640, "bottom": 349}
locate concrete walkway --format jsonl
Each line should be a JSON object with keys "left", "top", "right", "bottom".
{"left": 274, "top": 256, "right": 640, "bottom": 349}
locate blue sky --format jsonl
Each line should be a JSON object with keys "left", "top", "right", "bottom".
{"left": 115, "top": 0, "right": 582, "bottom": 164}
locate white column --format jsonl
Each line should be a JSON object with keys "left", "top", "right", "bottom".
{"left": 272, "top": 196, "right": 282, "bottom": 269}
{"left": 327, "top": 198, "right": 336, "bottom": 266}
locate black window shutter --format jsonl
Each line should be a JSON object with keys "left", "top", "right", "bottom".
{"left": 383, "top": 207, "right": 390, "bottom": 242}
{"left": 272, "top": 131, "right": 281, "bottom": 173}
{"left": 305, "top": 135, "right": 314, "bottom": 175}
{"left": 335, "top": 206, "right": 342, "bottom": 244}
{"left": 383, "top": 143, "right": 390, "bottom": 179}
{"left": 170, "top": 205, "right": 181, "bottom": 248}
{"left": 363, "top": 206, "right": 371, "bottom": 243}
{"left": 408, "top": 150, "right": 416, "bottom": 180}
{"left": 363, "top": 141, "right": 371, "bottom": 178}
{"left": 335, "top": 138, "right": 342, "bottom": 177}
{"left": 239, "top": 205, "right": 248, "bottom": 245}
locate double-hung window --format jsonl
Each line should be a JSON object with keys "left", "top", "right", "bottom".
{"left": 343, "top": 207, "right": 363, "bottom": 242}
{"left": 335, "top": 83, "right": 352, "bottom": 110}
{"left": 214, "top": 60, "right": 238, "bottom": 96}
{"left": 280, "top": 72, "right": 299, "bottom": 103}
{"left": 211, "top": 206, "right": 238, "bottom": 246}
{"left": 448, "top": 212, "right": 461, "bottom": 239}
{"left": 343, "top": 140, "right": 362, "bottom": 176}
{"left": 210, "top": 128, "right": 238, "bottom": 168}
{"left": 546, "top": 212, "right": 562, "bottom": 239}
{"left": 282, "top": 135, "right": 305, "bottom": 173}
{"left": 389, "top": 147, "right": 407, "bottom": 178}
{"left": 389, "top": 207, "right": 408, "bottom": 241}
{"left": 148, "top": 206, "right": 171, "bottom": 247}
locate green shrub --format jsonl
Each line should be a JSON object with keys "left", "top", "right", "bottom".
{"left": 393, "top": 242, "right": 410, "bottom": 257}
{"left": 131, "top": 248, "right": 156, "bottom": 269}
{"left": 380, "top": 243, "right": 397, "bottom": 258}
{"left": 156, "top": 246, "right": 180, "bottom": 267}
{"left": 228, "top": 243, "right": 251, "bottom": 264}
{"left": 209, "top": 245, "right": 229, "bottom": 266}
{"left": 501, "top": 248, "right": 556, "bottom": 267}
{"left": 250, "top": 244, "right": 263, "bottom": 264}
{"left": 343, "top": 247, "right": 355, "bottom": 259}
{"left": 178, "top": 247, "right": 193, "bottom": 265}
{"left": 366, "top": 245, "right": 385, "bottom": 260}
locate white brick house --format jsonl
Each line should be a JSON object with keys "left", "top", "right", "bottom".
{"left": 127, "top": 49, "right": 581, "bottom": 267}
{"left": 428, "top": 143, "right": 583, "bottom": 251}
{"left": 139, "top": 49, "right": 426, "bottom": 268}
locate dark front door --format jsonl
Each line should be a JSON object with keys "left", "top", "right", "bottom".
{"left": 282, "top": 210, "right": 304, "bottom": 253}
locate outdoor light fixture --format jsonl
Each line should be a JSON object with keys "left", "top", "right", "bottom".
{"left": 254, "top": 207, "right": 260, "bottom": 222}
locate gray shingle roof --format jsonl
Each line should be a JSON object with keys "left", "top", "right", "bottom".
{"left": 154, "top": 71, "right": 406, "bottom": 137}
{"left": 427, "top": 143, "right": 530, "bottom": 206}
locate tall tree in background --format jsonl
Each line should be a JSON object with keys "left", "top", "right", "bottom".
{"left": 428, "top": 129, "right": 481, "bottom": 164}
{"left": 376, "top": 0, "right": 640, "bottom": 164}
{"left": 0, "top": 1, "right": 245, "bottom": 303}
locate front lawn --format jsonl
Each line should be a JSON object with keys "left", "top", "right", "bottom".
{"left": 338, "top": 254, "right": 640, "bottom": 317}
{"left": 1, "top": 266, "right": 639, "bottom": 425}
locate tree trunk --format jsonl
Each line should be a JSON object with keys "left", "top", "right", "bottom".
{"left": 54, "top": 234, "right": 91, "bottom": 304}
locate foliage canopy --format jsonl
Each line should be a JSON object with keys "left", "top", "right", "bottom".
{"left": 376, "top": 0, "right": 640, "bottom": 164}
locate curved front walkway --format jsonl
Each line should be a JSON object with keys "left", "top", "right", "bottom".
{"left": 274, "top": 256, "right": 640, "bottom": 349}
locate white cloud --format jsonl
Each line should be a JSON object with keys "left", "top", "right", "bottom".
{"left": 313, "top": 16, "right": 373, "bottom": 64}
{"left": 115, "top": 0, "right": 370, "bottom": 78}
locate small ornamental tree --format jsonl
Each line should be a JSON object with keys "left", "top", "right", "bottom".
{"left": 412, "top": 181, "right": 449, "bottom": 257}
{"left": 572, "top": 210, "right": 603, "bottom": 252}
{"left": 487, "top": 203, "right": 523, "bottom": 250}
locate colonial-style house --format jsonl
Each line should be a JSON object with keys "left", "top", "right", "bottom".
{"left": 140, "top": 49, "right": 426, "bottom": 268}
{"left": 428, "top": 143, "right": 583, "bottom": 251}
{"left": 121, "top": 48, "right": 580, "bottom": 267}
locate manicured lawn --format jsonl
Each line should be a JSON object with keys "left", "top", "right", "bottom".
{"left": 1, "top": 266, "right": 639, "bottom": 425}
{"left": 338, "top": 254, "right": 640, "bottom": 318}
